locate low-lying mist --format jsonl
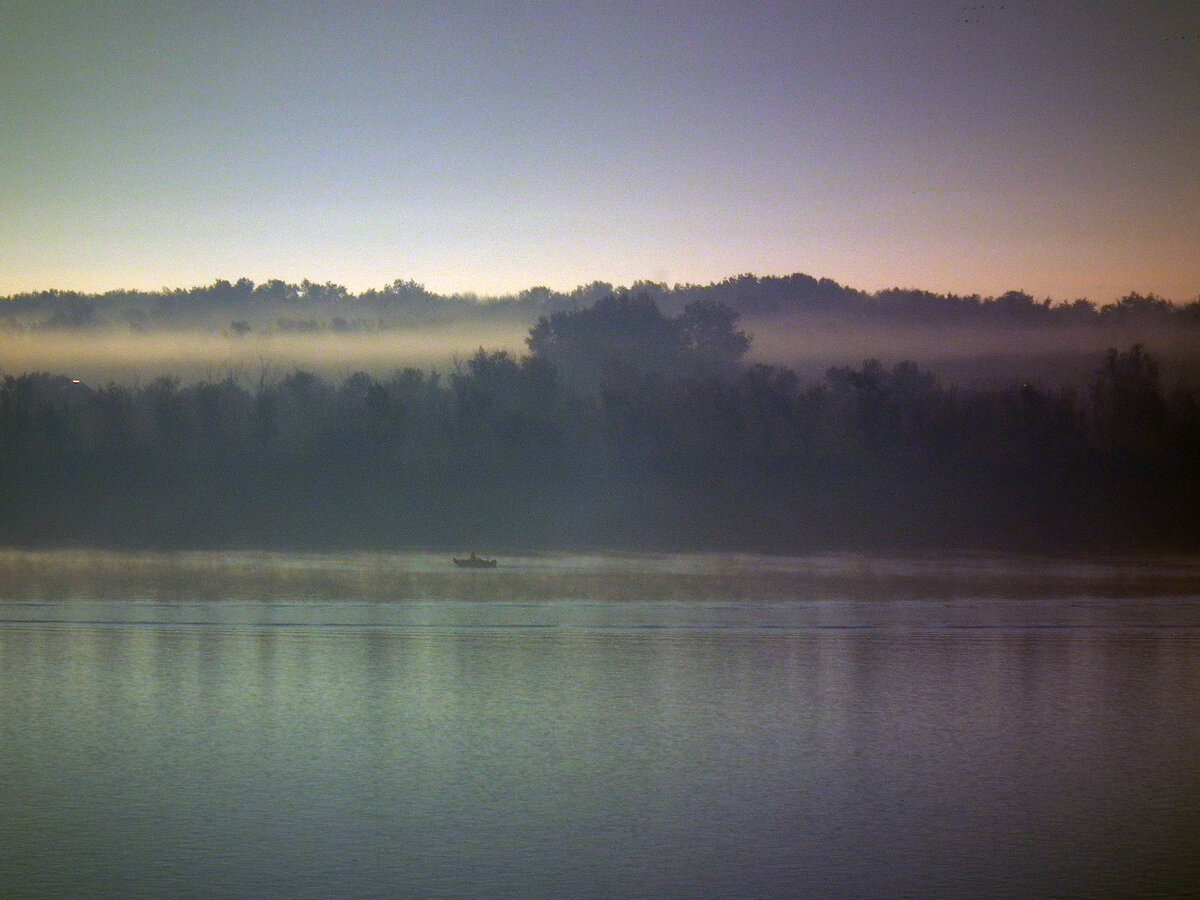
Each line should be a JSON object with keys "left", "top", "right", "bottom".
{"left": 744, "top": 315, "right": 1200, "bottom": 388}
{"left": 2, "top": 315, "right": 1196, "bottom": 391}
{"left": 0, "top": 322, "right": 530, "bottom": 385}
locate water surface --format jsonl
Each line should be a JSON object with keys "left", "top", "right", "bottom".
{"left": 2, "top": 551, "right": 1199, "bottom": 898}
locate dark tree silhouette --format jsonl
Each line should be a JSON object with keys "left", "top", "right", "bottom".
{"left": 527, "top": 293, "right": 749, "bottom": 391}
{"left": 1, "top": 301, "right": 1199, "bottom": 554}
{"left": 1092, "top": 344, "right": 1165, "bottom": 456}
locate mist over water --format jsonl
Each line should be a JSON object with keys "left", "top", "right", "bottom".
{"left": 2, "top": 551, "right": 1199, "bottom": 898}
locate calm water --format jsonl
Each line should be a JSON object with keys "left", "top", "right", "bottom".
{"left": 2, "top": 551, "right": 1200, "bottom": 899}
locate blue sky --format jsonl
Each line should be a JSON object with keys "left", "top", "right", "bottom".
{"left": 2, "top": 0, "right": 1198, "bottom": 301}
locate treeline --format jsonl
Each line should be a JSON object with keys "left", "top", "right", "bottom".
{"left": 2, "top": 272, "right": 1198, "bottom": 334}
{"left": 2, "top": 295, "right": 1198, "bottom": 552}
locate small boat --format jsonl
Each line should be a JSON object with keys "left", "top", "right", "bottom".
{"left": 453, "top": 552, "right": 497, "bottom": 569}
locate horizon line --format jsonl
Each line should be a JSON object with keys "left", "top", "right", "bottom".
{"left": 2, "top": 271, "right": 1195, "bottom": 308}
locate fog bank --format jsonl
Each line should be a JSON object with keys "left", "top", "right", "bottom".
{"left": 1, "top": 323, "right": 529, "bottom": 385}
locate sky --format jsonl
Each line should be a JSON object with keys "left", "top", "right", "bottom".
{"left": 2, "top": 0, "right": 1198, "bottom": 303}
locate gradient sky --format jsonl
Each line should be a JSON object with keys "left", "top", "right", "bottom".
{"left": 3, "top": 0, "right": 1198, "bottom": 302}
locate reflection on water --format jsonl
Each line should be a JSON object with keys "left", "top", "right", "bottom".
{"left": 2, "top": 552, "right": 1199, "bottom": 898}
{"left": 4, "top": 549, "right": 1200, "bottom": 606}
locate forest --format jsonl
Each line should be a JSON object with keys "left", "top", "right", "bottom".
{"left": 2, "top": 272, "right": 1199, "bottom": 332}
{"left": 2, "top": 292, "right": 1198, "bottom": 553}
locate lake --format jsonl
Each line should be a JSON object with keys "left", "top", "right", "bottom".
{"left": 2, "top": 551, "right": 1199, "bottom": 898}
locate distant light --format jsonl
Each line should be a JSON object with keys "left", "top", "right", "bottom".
{"left": 72, "top": 379, "right": 81, "bottom": 384}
